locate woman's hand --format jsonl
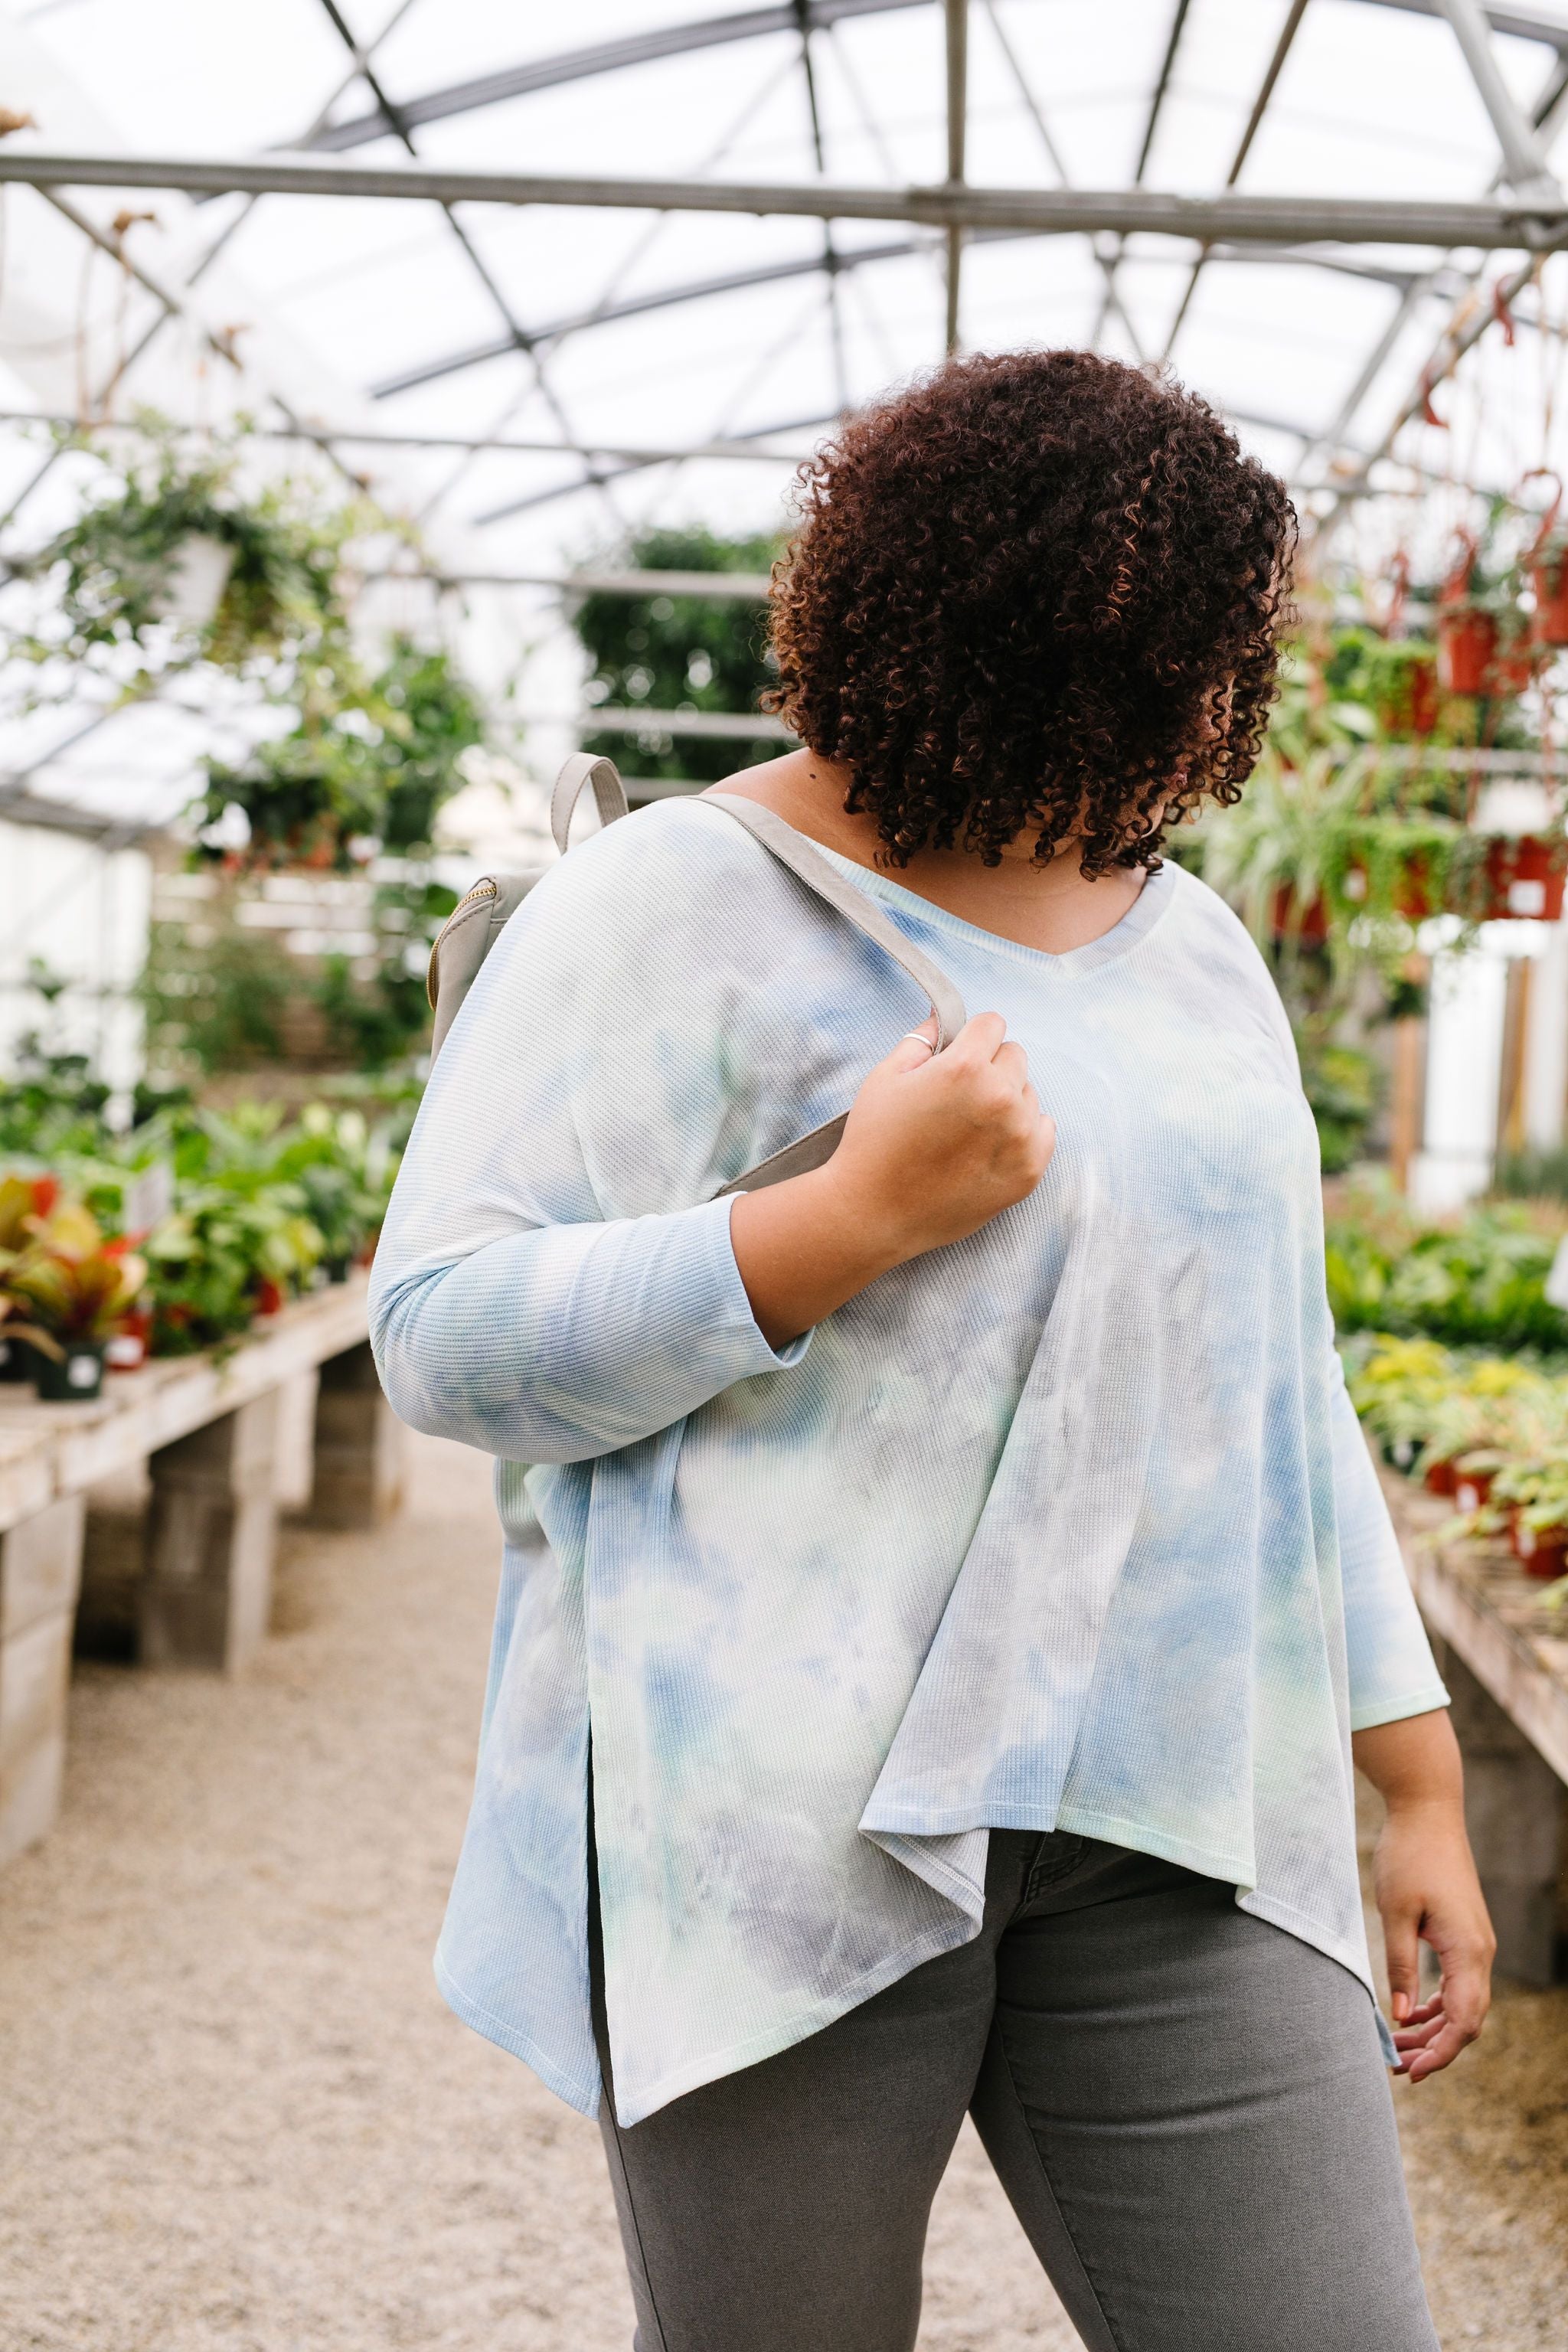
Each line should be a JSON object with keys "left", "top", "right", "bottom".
{"left": 730, "top": 1011, "right": 1054, "bottom": 1348}
{"left": 1354, "top": 1711, "right": 1495, "bottom": 2082}
{"left": 832, "top": 1011, "right": 1054, "bottom": 1259}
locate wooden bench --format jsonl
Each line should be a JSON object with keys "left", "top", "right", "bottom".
{"left": 0, "top": 1276, "right": 403, "bottom": 1870}
{"left": 1379, "top": 1462, "right": 1568, "bottom": 1985}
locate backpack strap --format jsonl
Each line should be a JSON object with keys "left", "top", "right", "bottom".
{"left": 693, "top": 792, "right": 969, "bottom": 1197}
{"left": 551, "top": 752, "right": 629, "bottom": 853}
{"left": 694, "top": 793, "right": 967, "bottom": 1049}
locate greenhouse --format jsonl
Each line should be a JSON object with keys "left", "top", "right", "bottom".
{"left": 1, "top": 2, "right": 1567, "bottom": 2347}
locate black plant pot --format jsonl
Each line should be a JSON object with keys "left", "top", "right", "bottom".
{"left": 0, "top": 1334, "right": 33, "bottom": 1383}
{"left": 33, "top": 1341, "right": 106, "bottom": 1402}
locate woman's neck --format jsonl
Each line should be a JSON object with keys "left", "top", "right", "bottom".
{"left": 706, "top": 749, "right": 1149, "bottom": 957}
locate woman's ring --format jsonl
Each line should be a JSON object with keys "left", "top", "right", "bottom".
{"left": 900, "top": 1030, "right": 937, "bottom": 1056}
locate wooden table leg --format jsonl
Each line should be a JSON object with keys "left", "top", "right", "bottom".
{"left": 0, "top": 1496, "right": 86, "bottom": 1866}
{"left": 1447, "top": 1651, "right": 1566, "bottom": 1985}
{"left": 308, "top": 1343, "right": 405, "bottom": 1530}
{"left": 142, "top": 1391, "right": 281, "bottom": 1674}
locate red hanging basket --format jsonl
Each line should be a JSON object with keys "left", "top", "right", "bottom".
{"left": 1269, "top": 882, "right": 1329, "bottom": 943}
{"left": 1376, "top": 655, "right": 1440, "bottom": 737}
{"left": 1437, "top": 605, "right": 1536, "bottom": 695}
{"left": 1437, "top": 604, "right": 1496, "bottom": 694}
{"left": 1407, "top": 657, "right": 1440, "bottom": 735}
{"left": 1522, "top": 469, "right": 1568, "bottom": 648}
{"left": 1478, "top": 835, "right": 1567, "bottom": 922}
{"left": 1393, "top": 854, "right": 1438, "bottom": 921}
{"left": 1529, "top": 550, "right": 1568, "bottom": 647}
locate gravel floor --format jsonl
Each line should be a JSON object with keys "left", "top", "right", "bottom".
{"left": 0, "top": 1432, "right": 1563, "bottom": 2350}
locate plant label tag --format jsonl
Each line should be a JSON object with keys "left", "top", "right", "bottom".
{"left": 1547, "top": 1236, "right": 1568, "bottom": 1313}
{"left": 123, "top": 1162, "right": 175, "bottom": 1236}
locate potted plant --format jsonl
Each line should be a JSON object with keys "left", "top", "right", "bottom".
{"left": 1527, "top": 535, "right": 1568, "bottom": 646}
{"left": 1473, "top": 832, "right": 1568, "bottom": 923}
{"left": 0, "top": 1184, "right": 146, "bottom": 1401}
{"left": 1436, "top": 537, "right": 1537, "bottom": 697}
{"left": 20, "top": 419, "right": 361, "bottom": 681}
{"left": 1481, "top": 1455, "right": 1568, "bottom": 1579}
{"left": 1348, "top": 633, "right": 1442, "bottom": 739}
{"left": 1342, "top": 1334, "right": 1457, "bottom": 1468}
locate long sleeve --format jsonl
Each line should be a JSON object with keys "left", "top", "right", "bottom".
{"left": 1327, "top": 1350, "right": 1449, "bottom": 1730}
{"left": 369, "top": 811, "right": 808, "bottom": 1465}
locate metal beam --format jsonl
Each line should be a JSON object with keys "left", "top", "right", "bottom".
{"left": 1360, "top": 0, "right": 1568, "bottom": 47}
{"left": 1436, "top": 0, "right": 1561, "bottom": 195}
{"left": 1090, "top": 0, "right": 1191, "bottom": 345}
{"left": 945, "top": 0, "right": 967, "bottom": 353}
{"left": 371, "top": 227, "right": 1409, "bottom": 403}
{"left": 6, "top": 152, "right": 1568, "bottom": 245}
{"left": 305, "top": 0, "right": 622, "bottom": 532}
{"left": 368, "top": 240, "right": 923, "bottom": 400}
{"left": 580, "top": 706, "right": 793, "bottom": 739}
{"left": 1312, "top": 253, "right": 1541, "bottom": 532}
{"left": 301, "top": 0, "right": 927, "bottom": 152}
{"left": 362, "top": 566, "right": 776, "bottom": 599}
{"left": 0, "top": 410, "right": 815, "bottom": 465}
{"left": 1300, "top": 43, "right": 1568, "bottom": 507}
{"left": 297, "top": 0, "right": 1568, "bottom": 158}
{"left": 1162, "top": 0, "right": 1311, "bottom": 361}
{"left": 0, "top": 786, "right": 165, "bottom": 841}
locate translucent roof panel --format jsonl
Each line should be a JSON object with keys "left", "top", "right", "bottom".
{"left": 9, "top": 0, "right": 1568, "bottom": 831}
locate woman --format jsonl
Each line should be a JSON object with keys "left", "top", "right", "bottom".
{"left": 371, "top": 351, "right": 1493, "bottom": 2352}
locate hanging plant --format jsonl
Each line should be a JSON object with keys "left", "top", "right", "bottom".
{"left": 1191, "top": 665, "right": 1488, "bottom": 1008}
{"left": 194, "top": 635, "right": 486, "bottom": 874}
{"left": 1436, "top": 535, "right": 1538, "bottom": 698}
{"left": 15, "top": 414, "right": 368, "bottom": 682}
{"left": 1324, "top": 628, "right": 1446, "bottom": 740}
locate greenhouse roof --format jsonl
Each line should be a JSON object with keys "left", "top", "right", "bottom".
{"left": 8, "top": 0, "right": 1568, "bottom": 834}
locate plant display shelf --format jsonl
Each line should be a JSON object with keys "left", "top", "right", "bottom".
{"left": 0, "top": 1274, "right": 403, "bottom": 1872}
{"left": 1378, "top": 1463, "right": 1568, "bottom": 1988}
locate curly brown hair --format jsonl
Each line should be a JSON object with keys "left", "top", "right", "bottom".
{"left": 765, "top": 349, "right": 1295, "bottom": 875}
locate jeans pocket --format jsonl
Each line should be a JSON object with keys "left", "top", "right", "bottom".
{"left": 1023, "top": 1830, "right": 1086, "bottom": 1904}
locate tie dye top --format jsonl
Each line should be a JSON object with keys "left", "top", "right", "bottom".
{"left": 370, "top": 795, "right": 1447, "bottom": 2128}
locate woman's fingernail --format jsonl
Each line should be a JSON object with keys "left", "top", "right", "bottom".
{"left": 1393, "top": 1992, "right": 1410, "bottom": 2022}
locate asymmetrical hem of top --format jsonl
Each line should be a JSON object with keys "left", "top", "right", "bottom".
{"left": 370, "top": 795, "right": 1448, "bottom": 2128}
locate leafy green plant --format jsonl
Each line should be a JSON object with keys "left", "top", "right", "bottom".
{"left": 1297, "top": 1032, "right": 1379, "bottom": 1174}
{"left": 0, "top": 1178, "right": 145, "bottom": 1355}
{"left": 195, "top": 636, "right": 484, "bottom": 874}
{"left": 17, "top": 416, "right": 362, "bottom": 678}
{"left": 1327, "top": 1184, "right": 1568, "bottom": 1351}
{"left": 575, "top": 527, "right": 782, "bottom": 786}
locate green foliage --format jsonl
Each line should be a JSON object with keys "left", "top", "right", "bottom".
{"left": 1342, "top": 1330, "right": 1555, "bottom": 1471}
{"left": 195, "top": 636, "right": 485, "bottom": 872}
{"left": 1297, "top": 1035, "right": 1379, "bottom": 1174}
{"left": 1, "top": 1076, "right": 410, "bottom": 1360}
{"left": 574, "top": 527, "right": 782, "bottom": 786}
{"left": 1326, "top": 1183, "right": 1568, "bottom": 1351}
{"left": 1194, "top": 669, "right": 1473, "bottom": 981}
{"left": 309, "top": 875, "right": 458, "bottom": 1070}
{"left": 0, "top": 1044, "right": 111, "bottom": 1158}
{"left": 18, "top": 416, "right": 361, "bottom": 676}
{"left": 17, "top": 418, "right": 487, "bottom": 891}
{"left": 1494, "top": 1145, "right": 1568, "bottom": 1203}
{"left": 138, "top": 924, "right": 294, "bottom": 1073}
{"left": 139, "top": 871, "right": 457, "bottom": 1078}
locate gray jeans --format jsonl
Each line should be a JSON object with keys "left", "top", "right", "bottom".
{"left": 591, "top": 1828, "right": 1438, "bottom": 2352}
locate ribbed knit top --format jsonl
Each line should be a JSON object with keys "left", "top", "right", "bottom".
{"left": 371, "top": 796, "right": 1447, "bottom": 2127}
